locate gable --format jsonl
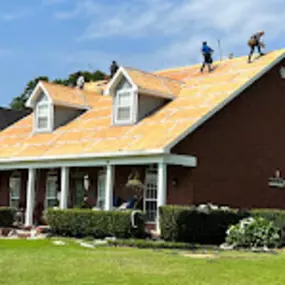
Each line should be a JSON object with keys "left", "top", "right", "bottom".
{"left": 172, "top": 58, "right": 285, "bottom": 155}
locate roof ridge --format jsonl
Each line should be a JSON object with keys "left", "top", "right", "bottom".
{"left": 155, "top": 48, "right": 285, "bottom": 74}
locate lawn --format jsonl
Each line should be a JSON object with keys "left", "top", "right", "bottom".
{"left": 1, "top": 239, "right": 285, "bottom": 285}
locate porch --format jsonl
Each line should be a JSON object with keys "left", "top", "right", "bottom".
{"left": 0, "top": 154, "right": 196, "bottom": 230}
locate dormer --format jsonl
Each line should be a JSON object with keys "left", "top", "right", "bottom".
{"left": 105, "top": 67, "right": 182, "bottom": 126}
{"left": 26, "top": 81, "right": 89, "bottom": 133}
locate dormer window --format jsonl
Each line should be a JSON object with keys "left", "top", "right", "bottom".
{"left": 105, "top": 66, "right": 180, "bottom": 126}
{"left": 26, "top": 81, "right": 88, "bottom": 134}
{"left": 35, "top": 93, "right": 53, "bottom": 132}
{"left": 115, "top": 89, "right": 135, "bottom": 124}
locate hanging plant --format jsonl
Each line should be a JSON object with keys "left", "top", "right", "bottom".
{"left": 126, "top": 169, "right": 145, "bottom": 192}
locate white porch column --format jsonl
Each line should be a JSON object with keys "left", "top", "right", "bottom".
{"left": 25, "top": 168, "right": 36, "bottom": 227}
{"left": 60, "top": 167, "right": 69, "bottom": 209}
{"left": 156, "top": 162, "right": 167, "bottom": 232}
{"left": 104, "top": 164, "right": 114, "bottom": 211}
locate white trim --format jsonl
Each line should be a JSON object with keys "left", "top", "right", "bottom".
{"left": 26, "top": 82, "right": 53, "bottom": 108}
{"left": 0, "top": 153, "right": 196, "bottom": 170}
{"left": 104, "top": 66, "right": 138, "bottom": 96}
{"left": 165, "top": 52, "right": 285, "bottom": 151}
{"left": 0, "top": 149, "right": 165, "bottom": 164}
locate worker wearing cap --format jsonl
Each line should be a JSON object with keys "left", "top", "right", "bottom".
{"left": 248, "top": 30, "right": 265, "bottom": 63}
{"left": 200, "top": 42, "right": 214, "bottom": 73}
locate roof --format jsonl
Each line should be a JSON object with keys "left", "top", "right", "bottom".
{"left": 0, "top": 49, "right": 284, "bottom": 161}
{"left": 123, "top": 67, "right": 183, "bottom": 99}
{"left": 0, "top": 108, "right": 31, "bottom": 131}
{"left": 26, "top": 81, "right": 98, "bottom": 109}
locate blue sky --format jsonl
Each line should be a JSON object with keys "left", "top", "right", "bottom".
{"left": 0, "top": 0, "right": 285, "bottom": 107}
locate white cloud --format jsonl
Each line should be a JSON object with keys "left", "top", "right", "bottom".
{"left": 54, "top": 0, "right": 285, "bottom": 70}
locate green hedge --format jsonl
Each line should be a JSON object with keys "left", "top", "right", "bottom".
{"left": 45, "top": 209, "right": 146, "bottom": 239}
{"left": 160, "top": 205, "right": 248, "bottom": 244}
{"left": 0, "top": 207, "right": 15, "bottom": 227}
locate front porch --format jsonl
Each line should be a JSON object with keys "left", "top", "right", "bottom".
{"left": 0, "top": 154, "right": 196, "bottom": 230}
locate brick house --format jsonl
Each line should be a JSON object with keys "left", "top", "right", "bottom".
{"left": 0, "top": 49, "right": 284, "bottom": 229}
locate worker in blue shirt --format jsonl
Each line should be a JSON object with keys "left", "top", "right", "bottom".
{"left": 201, "top": 42, "right": 214, "bottom": 73}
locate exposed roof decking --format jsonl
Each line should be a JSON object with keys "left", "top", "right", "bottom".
{"left": 0, "top": 49, "right": 283, "bottom": 160}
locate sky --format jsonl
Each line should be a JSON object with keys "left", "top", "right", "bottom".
{"left": 0, "top": 0, "right": 285, "bottom": 107}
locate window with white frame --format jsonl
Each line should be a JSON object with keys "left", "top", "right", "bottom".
{"left": 35, "top": 93, "right": 52, "bottom": 132}
{"left": 9, "top": 172, "right": 21, "bottom": 208}
{"left": 115, "top": 89, "right": 134, "bottom": 124}
{"left": 144, "top": 167, "right": 158, "bottom": 222}
{"left": 97, "top": 170, "right": 106, "bottom": 209}
{"left": 45, "top": 171, "right": 58, "bottom": 209}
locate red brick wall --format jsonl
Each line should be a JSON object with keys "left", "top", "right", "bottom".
{"left": 171, "top": 59, "right": 285, "bottom": 209}
{"left": 0, "top": 171, "right": 11, "bottom": 206}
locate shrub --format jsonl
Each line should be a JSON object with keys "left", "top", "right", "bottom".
{"left": 160, "top": 205, "right": 248, "bottom": 244}
{"left": 45, "top": 209, "right": 146, "bottom": 239}
{"left": 0, "top": 207, "right": 15, "bottom": 227}
{"left": 250, "top": 209, "right": 285, "bottom": 244}
{"left": 226, "top": 217, "right": 280, "bottom": 249}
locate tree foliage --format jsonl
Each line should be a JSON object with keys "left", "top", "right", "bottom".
{"left": 10, "top": 70, "right": 107, "bottom": 110}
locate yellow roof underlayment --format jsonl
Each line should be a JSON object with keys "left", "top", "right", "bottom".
{"left": 0, "top": 49, "right": 284, "bottom": 160}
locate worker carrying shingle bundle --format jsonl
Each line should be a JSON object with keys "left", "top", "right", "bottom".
{"left": 200, "top": 41, "right": 214, "bottom": 73}
{"left": 248, "top": 30, "right": 265, "bottom": 63}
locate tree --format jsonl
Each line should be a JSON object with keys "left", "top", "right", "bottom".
{"left": 10, "top": 76, "right": 49, "bottom": 110}
{"left": 10, "top": 70, "right": 107, "bottom": 110}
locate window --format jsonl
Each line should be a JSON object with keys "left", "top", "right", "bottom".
{"left": 45, "top": 172, "right": 58, "bottom": 209}
{"left": 115, "top": 89, "right": 134, "bottom": 124}
{"left": 9, "top": 173, "right": 21, "bottom": 208}
{"left": 35, "top": 93, "right": 52, "bottom": 132}
{"left": 144, "top": 168, "right": 158, "bottom": 222}
{"left": 97, "top": 170, "right": 106, "bottom": 209}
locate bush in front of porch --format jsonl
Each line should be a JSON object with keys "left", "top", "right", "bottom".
{"left": 159, "top": 205, "right": 248, "bottom": 244}
{"left": 0, "top": 207, "right": 15, "bottom": 227}
{"left": 46, "top": 209, "right": 146, "bottom": 239}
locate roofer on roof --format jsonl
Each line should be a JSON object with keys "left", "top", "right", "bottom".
{"left": 110, "top": 61, "right": 119, "bottom": 79}
{"left": 200, "top": 42, "right": 214, "bottom": 73}
{"left": 248, "top": 30, "right": 265, "bottom": 63}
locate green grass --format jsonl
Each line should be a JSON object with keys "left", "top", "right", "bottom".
{"left": 1, "top": 239, "right": 285, "bottom": 285}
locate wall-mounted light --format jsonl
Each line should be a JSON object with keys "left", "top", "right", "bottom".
{"left": 172, "top": 178, "right": 178, "bottom": 187}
